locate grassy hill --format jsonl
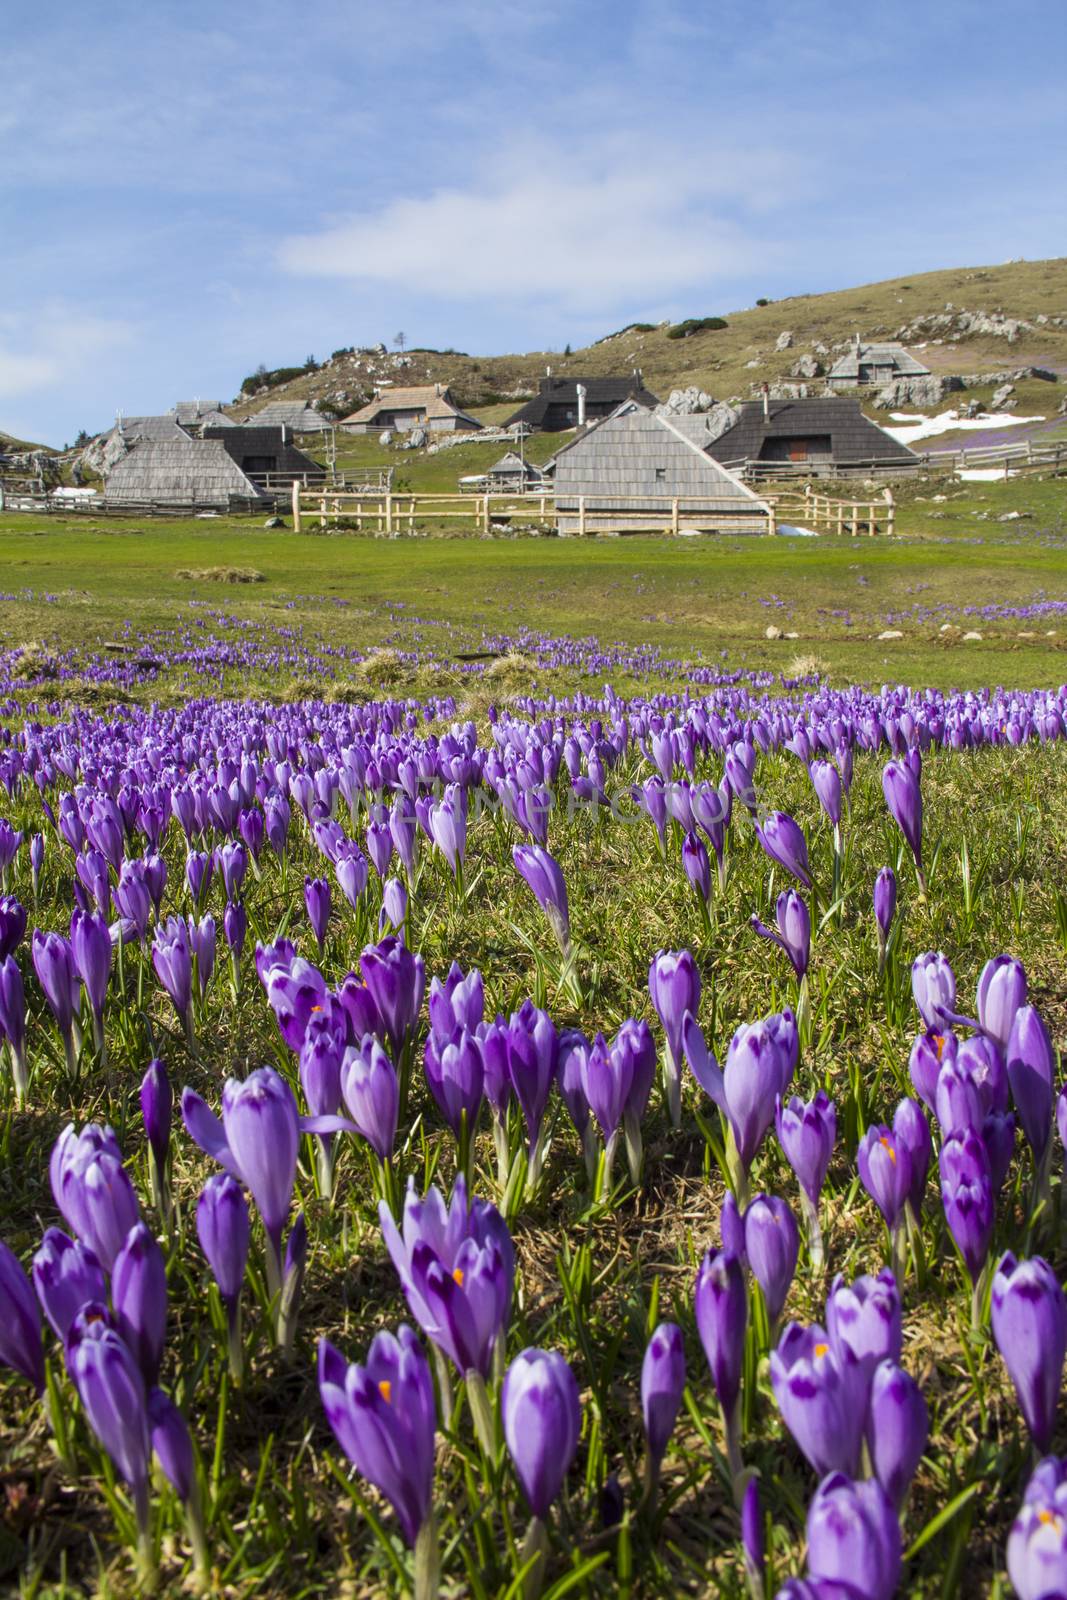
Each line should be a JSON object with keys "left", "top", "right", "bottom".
{"left": 234, "top": 256, "right": 1067, "bottom": 422}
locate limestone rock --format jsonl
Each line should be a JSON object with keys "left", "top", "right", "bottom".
{"left": 765, "top": 624, "right": 783, "bottom": 640}
{"left": 791, "top": 354, "right": 822, "bottom": 379}
{"left": 991, "top": 383, "right": 1015, "bottom": 409}
{"left": 775, "top": 330, "right": 794, "bottom": 351}
{"left": 877, "top": 629, "right": 904, "bottom": 641}
{"left": 962, "top": 631, "right": 983, "bottom": 641}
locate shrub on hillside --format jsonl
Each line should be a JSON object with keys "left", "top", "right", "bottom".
{"left": 666, "top": 316, "right": 729, "bottom": 340}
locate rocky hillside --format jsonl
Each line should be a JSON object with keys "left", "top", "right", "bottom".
{"left": 233, "top": 257, "right": 1067, "bottom": 421}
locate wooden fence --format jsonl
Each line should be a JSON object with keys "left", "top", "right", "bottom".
{"left": 292, "top": 484, "right": 896, "bottom": 538}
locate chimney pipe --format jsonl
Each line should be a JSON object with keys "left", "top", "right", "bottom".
{"left": 576, "top": 383, "right": 587, "bottom": 428}
{"left": 762, "top": 383, "right": 769, "bottom": 421}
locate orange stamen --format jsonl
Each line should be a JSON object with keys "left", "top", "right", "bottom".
{"left": 453, "top": 1267, "right": 465, "bottom": 1287}
{"left": 879, "top": 1135, "right": 897, "bottom": 1164}
{"left": 378, "top": 1379, "right": 392, "bottom": 1403}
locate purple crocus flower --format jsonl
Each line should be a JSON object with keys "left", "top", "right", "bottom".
{"left": 334, "top": 845, "right": 370, "bottom": 910}
{"left": 741, "top": 1477, "right": 764, "bottom": 1596}
{"left": 866, "top": 1360, "right": 928, "bottom": 1510}
{"left": 857, "top": 1124, "right": 912, "bottom": 1233}
{"left": 380, "top": 876, "right": 408, "bottom": 933}
{"left": 188, "top": 914, "right": 216, "bottom": 998}
{"left": 223, "top": 900, "right": 246, "bottom": 957}
{"left": 685, "top": 1010, "right": 797, "bottom": 1174}
{"left": 909, "top": 1027, "right": 956, "bottom": 1112}
{"left": 513, "top": 844, "right": 570, "bottom": 953}
{"left": 776, "top": 1092, "right": 836, "bottom": 1207}
{"left": 0, "top": 1241, "right": 44, "bottom": 1392}
{"left": 579, "top": 1031, "right": 633, "bottom": 1144}
{"left": 423, "top": 1027, "right": 484, "bottom": 1140}
{"left": 147, "top": 1388, "right": 195, "bottom": 1504}
{"left": 359, "top": 936, "right": 425, "bottom": 1059}
{"left": 893, "top": 1097, "right": 932, "bottom": 1216}
{"left": 181, "top": 1068, "right": 299, "bottom": 1291}
{"left": 32, "top": 1228, "right": 107, "bottom": 1342}
{"left": 750, "top": 890, "right": 810, "bottom": 980}
{"left": 32, "top": 929, "right": 79, "bottom": 1054}
{"left": 911, "top": 951, "right": 956, "bottom": 1031}
{"left": 50, "top": 1123, "right": 141, "bottom": 1271}
{"left": 873, "top": 867, "right": 896, "bottom": 960}
{"left": 140, "top": 1059, "right": 172, "bottom": 1169}
{"left": 882, "top": 758, "right": 924, "bottom": 890}
{"left": 810, "top": 761, "right": 842, "bottom": 827}
{"left": 67, "top": 1311, "right": 151, "bottom": 1514}
{"left": 379, "top": 1176, "right": 514, "bottom": 1379}
{"left": 196, "top": 1172, "right": 250, "bottom": 1313}
{"left": 505, "top": 999, "right": 559, "bottom": 1168}
{"left": 826, "top": 1269, "right": 902, "bottom": 1391}
{"left": 805, "top": 1472, "right": 901, "bottom": 1600}
{"left": 694, "top": 1248, "right": 747, "bottom": 1425}
{"left": 502, "top": 1347, "right": 581, "bottom": 1520}
{"left": 649, "top": 948, "right": 700, "bottom": 1128}
{"left": 0, "top": 896, "right": 26, "bottom": 962}
{"left": 337, "top": 1035, "right": 399, "bottom": 1159}
{"left": 1006, "top": 1005, "right": 1055, "bottom": 1164}
{"left": 976, "top": 955, "right": 1027, "bottom": 1053}
{"left": 0, "top": 955, "right": 28, "bottom": 1102}
{"left": 319, "top": 1325, "right": 436, "bottom": 1548}
{"left": 114, "top": 862, "right": 151, "bottom": 942}
{"left": 681, "top": 831, "right": 711, "bottom": 904}
{"left": 112, "top": 1222, "right": 167, "bottom": 1384}
{"left": 991, "top": 1252, "right": 1067, "bottom": 1452}
{"left": 29, "top": 835, "right": 44, "bottom": 899}
{"left": 304, "top": 877, "right": 332, "bottom": 953}
{"left": 641, "top": 1321, "right": 685, "bottom": 1471}
{"left": 770, "top": 1323, "right": 864, "bottom": 1478}
{"left": 152, "top": 917, "right": 194, "bottom": 1037}
{"left": 745, "top": 1194, "right": 799, "bottom": 1323}
{"left": 428, "top": 962, "right": 485, "bottom": 1043}
{"left": 754, "top": 810, "right": 811, "bottom": 888}
{"left": 1008, "top": 1457, "right": 1067, "bottom": 1600}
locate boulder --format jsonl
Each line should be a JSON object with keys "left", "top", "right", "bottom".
{"left": 791, "top": 354, "right": 822, "bottom": 379}
{"left": 873, "top": 375, "right": 962, "bottom": 409}
{"left": 656, "top": 386, "right": 716, "bottom": 416}
{"left": 775, "top": 330, "right": 794, "bottom": 351}
{"left": 877, "top": 629, "right": 904, "bottom": 641}
{"left": 407, "top": 425, "right": 428, "bottom": 448}
{"left": 263, "top": 515, "right": 285, "bottom": 529}
{"left": 764, "top": 624, "right": 783, "bottom": 640}
{"left": 379, "top": 429, "right": 393, "bottom": 445}
{"left": 991, "top": 383, "right": 1015, "bottom": 409}
{"left": 961, "top": 631, "right": 983, "bottom": 642}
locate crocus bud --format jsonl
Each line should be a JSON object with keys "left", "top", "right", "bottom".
{"left": 873, "top": 867, "right": 896, "bottom": 943}
{"left": 866, "top": 1359, "right": 928, "bottom": 1510}
{"left": 67, "top": 1308, "right": 151, "bottom": 1496}
{"left": 976, "top": 955, "right": 1027, "bottom": 1053}
{"left": 744, "top": 1194, "right": 799, "bottom": 1323}
{"left": 641, "top": 1321, "right": 686, "bottom": 1470}
{"left": 694, "top": 1249, "right": 747, "bottom": 1420}
{"left": 908, "top": 1027, "right": 956, "bottom": 1112}
{"left": 682, "top": 831, "right": 711, "bottom": 904}
{"left": 754, "top": 810, "right": 811, "bottom": 887}
{"left": 649, "top": 949, "right": 700, "bottom": 1125}
{"left": 304, "top": 877, "right": 331, "bottom": 952}
{"left": 112, "top": 1222, "right": 168, "bottom": 1384}
{"left": 0, "top": 896, "right": 26, "bottom": 961}
{"left": 939, "top": 1130, "right": 994, "bottom": 1283}
{"left": 882, "top": 758, "right": 923, "bottom": 880}
{"left": 140, "top": 1059, "right": 172, "bottom": 1168}
{"left": 893, "top": 1097, "right": 931, "bottom": 1216}
{"left": 223, "top": 900, "right": 247, "bottom": 957}
{"left": 148, "top": 1387, "right": 195, "bottom": 1503}
{"left": 380, "top": 876, "right": 408, "bottom": 932}
{"left": 810, "top": 761, "right": 842, "bottom": 827}
{"left": 1006, "top": 1005, "right": 1055, "bottom": 1163}
{"left": 513, "top": 844, "right": 570, "bottom": 952}
{"left": 502, "top": 1347, "right": 581, "bottom": 1518}
{"left": 991, "top": 1252, "right": 1067, "bottom": 1452}
{"left": 196, "top": 1173, "right": 250, "bottom": 1310}
{"left": 341, "top": 1037, "right": 399, "bottom": 1160}
{"left": 775, "top": 1092, "right": 836, "bottom": 1206}
{"left": 911, "top": 952, "right": 956, "bottom": 1031}
{"left": 0, "top": 1240, "right": 45, "bottom": 1393}
{"left": 856, "top": 1125, "right": 912, "bottom": 1232}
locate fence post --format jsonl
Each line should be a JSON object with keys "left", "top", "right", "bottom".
{"left": 385, "top": 493, "right": 393, "bottom": 535}
{"left": 767, "top": 501, "right": 776, "bottom": 537}
{"left": 884, "top": 488, "right": 894, "bottom": 538}
{"left": 578, "top": 496, "right": 586, "bottom": 536}
{"left": 671, "top": 497, "right": 679, "bottom": 535}
{"left": 483, "top": 494, "right": 490, "bottom": 532}
{"left": 291, "top": 479, "right": 301, "bottom": 531}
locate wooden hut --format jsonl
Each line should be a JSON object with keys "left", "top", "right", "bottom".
{"left": 173, "top": 400, "right": 225, "bottom": 432}
{"left": 485, "top": 451, "right": 546, "bottom": 490}
{"left": 552, "top": 404, "right": 770, "bottom": 535}
{"left": 339, "top": 385, "right": 481, "bottom": 434}
{"left": 239, "top": 401, "right": 334, "bottom": 434}
{"left": 104, "top": 440, "right": 265, "bottom": 510}
{"left": 706, "top": 398, "right": 918, "bottom": 475}
{"left": 204, "top": 425, "right": 324, "bottom": 486}
{"left": 505, "top": 372, "right": 658, "bottom": 432}
{"left": 826, "top": 338, "right": 930, "bottom": 390}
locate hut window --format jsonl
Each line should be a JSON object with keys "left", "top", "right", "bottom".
{"left": 654, "top": 467, "right": 666, "bottom": 482}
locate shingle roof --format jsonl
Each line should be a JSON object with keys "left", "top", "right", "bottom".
{"left": 104, "top": 440, "right": 262, "bottom": 502}
{"left": 173, "top": 401, "right": 223, "bottom": 424}
{"left": 239, "top": 401, "right": 333, "bottom": 432}
{"left": 706, "top": 398, "right": 918, "bottom": 466}
{"left": 116, "top": 415, "right": 188, "bottom": 443}
{"left": 505, "top": 374, "right": 659, "bottom": 428}
{"left": 339, "top": 387, "right": 480, "bottom": 427}
{"left": 827, "top": 342, "right": 931, "bottom": 380}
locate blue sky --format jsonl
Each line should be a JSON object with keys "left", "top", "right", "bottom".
{"left": 2, "top": 0, "right": 1065, "bottom": 445}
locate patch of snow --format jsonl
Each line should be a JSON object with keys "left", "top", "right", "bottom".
{"left": 778, "top": 524, "right": 819, "bottom": 538}
{"left": 957, "top": 467, "right": 1018, "bottom": 481}
{"left": 882, "top": 409, "right": 1045, "bottom": 446}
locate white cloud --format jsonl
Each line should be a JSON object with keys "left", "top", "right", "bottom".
{"left": 0, "top": 309, "right": 133, "bottom": 402}
{"left": 277, "top": 137, "right": 791, "bottom": 311}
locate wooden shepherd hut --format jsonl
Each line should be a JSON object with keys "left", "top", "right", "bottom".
{"left": 826, "top": 337, "right": 931, "bottom": 390}
{"left": 505, "top": 372, "right": 659, "bottom": 432}
{"left": 104, "top": 440, "right": 265, "bottom": 511}
{"left": 706, "top": 397, "right": 918, "bottom": 475}
{"left": 552, "top": 403, "right": 770, "bottom": 535}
